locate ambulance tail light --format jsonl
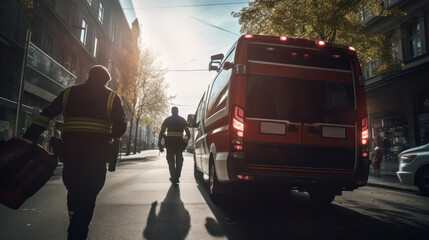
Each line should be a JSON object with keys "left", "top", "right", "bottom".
{"left": 361, "top": 116, "right": 369, "bottom": 159}
{"left": 232, "top": 105, "right": 245, "bottom": 151}
{"left": 361, "top": 116, "right": 368, "bottom": 145}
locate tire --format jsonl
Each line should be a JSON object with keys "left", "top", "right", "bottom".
{"left": 194, "top": 154, "right": 203, "bottom": 181}
{"left": 309, "top": 190, "right": 336, "bottom": 206}
{"left": 416, "top": 167, "right": 429, "bottom": 197}
{"left": 209, "top": 160, "right": 223, "bottom": 204}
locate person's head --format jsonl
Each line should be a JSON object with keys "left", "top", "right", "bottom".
{"left": 86, "top": 65, "right": 111, "bottom": 86}
{"left": 171, "top": 106, "right": 179, "bottom": 116}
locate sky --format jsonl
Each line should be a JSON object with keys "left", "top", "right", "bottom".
{"left": 121, "top": 0, "right": 250, "bottom": 118}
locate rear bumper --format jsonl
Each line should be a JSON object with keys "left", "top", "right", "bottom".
{"left": 226, "top": 152, "right": 369, "bottom": 190}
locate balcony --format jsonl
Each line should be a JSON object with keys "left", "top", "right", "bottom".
{"left": 26, "top": 43, "right": 76, "bottom": 100}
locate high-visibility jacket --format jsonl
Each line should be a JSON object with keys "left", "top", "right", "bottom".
{"left": 23, "top": 82, "right": 126, "bottom": 143}
{"left": 159, "top": 115, "right": 190, "bottom": 151}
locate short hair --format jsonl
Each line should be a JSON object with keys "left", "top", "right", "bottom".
{"left": 87, "top": 65, "right": 111, "bottom": 85}
{"left": 171, "top": 106, "right": 178, "bottom": 115}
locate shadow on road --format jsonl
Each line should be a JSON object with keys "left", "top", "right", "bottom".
{"left": 143, "top": 184, "right": 190, "bottom": 240}
{"left": 196, "top": 179, "right": 429, "bottom": 240}
{"left": 117, "top": 156, "right": 159, "bottom": 164}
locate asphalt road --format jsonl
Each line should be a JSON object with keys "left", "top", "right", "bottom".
{"left": 1, "top": 151, "right": 428, "bottom": 240}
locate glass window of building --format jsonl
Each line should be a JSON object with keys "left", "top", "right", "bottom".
{"left": 371, "top": 115, "right": 409, "bottom": 162}
{"left": 419, "top": 94, "right": 429, "bottom": 145}
{"left": 94, "top": 37, "right": 98, "bottom": 58}
{"left": 365, "top": 60, "right": 379, "bottom": 78}
{"left": 80, "top": 19, "right": 87, "bottom": 45}
{"left": 419, "top": 113, "right": 429, "bottom": 145}
{"left": 98, "top": 2, "right": 104, "bottom": 24}
{"left": 408, "top": 22, "right": 422, "bottom": 59}
{"left": 43, "top": 36, "right": 53, "bottom": 55}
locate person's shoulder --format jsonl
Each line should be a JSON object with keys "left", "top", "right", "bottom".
{"left": 163, "top": 116, "right": 172, "bottom": 124}
{"left": 73, "top": 83, "right": 86, "bottom": 89}
{"left": 105, "top": 86, "right": 118, "bottom": 94}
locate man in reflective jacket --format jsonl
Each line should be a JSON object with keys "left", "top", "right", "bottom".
{"left": 24, "top": 65, "right": 126, "bottom": 240}
{"left": 158, "top": 107, "right": 190, "bottom": 184}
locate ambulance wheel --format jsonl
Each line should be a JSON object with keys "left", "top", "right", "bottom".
{"left": 309, "top": 190, "right": 335, "bottom": 206}
{"left": 194, "top": 154, "right": 203, "bottom": 181}
{"left": 209, "top": 160, "right": 223, "bottom": 204}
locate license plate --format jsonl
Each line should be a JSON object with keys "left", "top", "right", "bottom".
{"left": 322, "top": 126, "right": 346, "bottom": 139}
{"left": 260, "top": 122, "right": 286, "bottom": 135}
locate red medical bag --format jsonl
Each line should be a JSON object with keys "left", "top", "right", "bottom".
{"left": 0, "top": 138, "right": 58, "bottom": 209}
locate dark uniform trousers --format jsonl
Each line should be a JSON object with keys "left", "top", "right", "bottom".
{"left": 63, "top": 137, "right": 108, "bottom": 240}
{"left": 166, "top": 138, "right": 184, "bottom": 181}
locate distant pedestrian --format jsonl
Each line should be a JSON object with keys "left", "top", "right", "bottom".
{"left": 158, "top": 107, "right": 190, "bottom": 184}
{"left": 24, "top": 65, "right": 126, "bottom": 239}
{"left": 371, "top": 137, "right": 384, "bottom": 177}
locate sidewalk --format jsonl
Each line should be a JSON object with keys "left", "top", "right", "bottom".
{"left": 367, "top": 173, "right": 419, "bottom": 193}
{"left": 118, "top": 149, "right": 160, "bottom": 161}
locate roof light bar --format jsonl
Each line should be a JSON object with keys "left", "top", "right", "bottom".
{"left": 280, "top": 36, "right": 287, "bottom": 41}
{"left": 349, "top": 46, "right": 356, "bottom": 51}
{"left": 316, "top": 40, "right": 326, "bottom": 46}
{"left": 244, "top": 34, "right": 253, "bottom": 38}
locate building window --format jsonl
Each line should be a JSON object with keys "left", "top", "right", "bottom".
{"left": 108, "top": 57, "right": 113, "bottom": 72}
{"left": 371, "top": 115, "right": 409, "bottom": 162}
{"left": 408, "top": 22, "right": 423, "bottom": 59}
{"left": 80, "top": 19, "right": 87, "bottom": 45}
{"left": 43, "top": 36, "right": 53, "bottom": 55}
{"left": 365, "top": 60, "right": 379, "bottom": 79}
{"left": 87, "top": 0, "right": 92, "bottom": 6}
{"left": 418, "top": 93, "right": 429, "bottom": 145}
{"left": 94, "top": 37, "right": 98, "bottom": 58}
{"left": 98, "top": 2, "right": 104, "bottom": 24}
{"left": 111, "top": 23, "right": 115, "bottom": 42}
{"left": 385, "top": 0, "right": 401, "bottom": 9}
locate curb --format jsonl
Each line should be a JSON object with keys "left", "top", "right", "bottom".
{"left": 366, "top": 181, "right": 420, "bottom": 194}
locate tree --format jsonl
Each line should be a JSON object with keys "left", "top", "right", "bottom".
{"left": 119, "top": 21, "right": 172, "bottom": 154}
{"left": 118, "top": 19, "right": 141, "bottom": 155}
{"left": 232, "top": 0, "right": 404, "bottom": 74}
{"left": 131, "top": 48, "right": 173, "bottom": 154}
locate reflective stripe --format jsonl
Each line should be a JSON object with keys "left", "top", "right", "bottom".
{"left": 61, "top": 88, "right": 116, "bottom": 134}
{"left": 64, "top": 117, "right": 110, "bottom": 125}
{"left": 62, "top": 87, "right": 72, "bottom": 116}
{"left": 106, "top": 91, "right": 115, "bottom": 122}
{"left": 63, "top": 118, "right": 111, "bottom": 134}
{"left": 33, "top": 115, "right": 51, "bottom": 129}
{"left": 167, "top": 132, "right": 183, "bottom": 137}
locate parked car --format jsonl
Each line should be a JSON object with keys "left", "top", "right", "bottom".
{"left": 397, "top": 143, "right": 429, "bottom": 196}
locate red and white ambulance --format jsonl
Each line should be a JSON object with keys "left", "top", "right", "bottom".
{"left": 188, "top": 35, "right": 370, "bottom": 204}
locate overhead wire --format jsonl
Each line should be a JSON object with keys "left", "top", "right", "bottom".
{"left": 123, "top": 2, "right": 249, "bottom": 10}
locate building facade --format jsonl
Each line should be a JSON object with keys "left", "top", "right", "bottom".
{"left": 364, "top": 0, "right": 429, "bottom": 174}
{"left": 0, "top": 0, "right": 136, "bottom": 147}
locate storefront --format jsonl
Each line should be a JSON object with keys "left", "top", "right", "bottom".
{"left": 0, "top": 42, "right": 75, "bottom": 149}
{"left": 366, "top": 61, "right": 429, "bottom": 175}
{"left": 370, "top": 115, "right": 410, "bottom": 173}
{"left": 418, "top": 93, "right": 429, "bottom": 145}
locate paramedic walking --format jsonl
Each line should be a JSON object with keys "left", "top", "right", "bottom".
{"left": 24, "top": 65, "right": 126, "bottom": 240}
{"left": 158, "top": 107, "right": 190, "bottom": 184}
